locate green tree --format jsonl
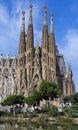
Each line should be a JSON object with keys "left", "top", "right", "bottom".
{"left": 63, "top": 93, "right": 78, "bottom": 104}
{"left": 39, "top": 80, "right": 61, "bottom": 103}
{"left": 33, "top": 89, "right": 41, "bottom": 105}
{"left": 63, "top": 96, "right": 70, "bottom": 104}
{"left": 1, "top": 95, "right": 25, "bottom": 106}
{"left": 24, "top": 95, "right": 36, "bottom": 106}
{"left": 74, "top": 93, "right": 78, "bottom": 104}
{"left": 24, "top": 90, "right": 41, "bottom": 106}
{"left": 39, "top": 80, "right": 49, "bottom": 101}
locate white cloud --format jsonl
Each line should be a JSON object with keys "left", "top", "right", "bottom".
{"left": 59, "top": 29, "right": 78, "bottom": 91}
{"left": 0, "top": 3, "right": 21, "bottom": 56}
{"left": 0, "top": 1, "right": 43, "bottom": 57}
{"left": 0, "top": 5, "right": 9, "bottom": 25}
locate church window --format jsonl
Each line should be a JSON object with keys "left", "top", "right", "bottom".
{"left": 4, "top": 68, "right": 9, "bottom": 78}
{"left": 27, "top": 54, "right": 28, "bottom": 59}
{"left": 48, "top": 56, "right": 49, "bottom": 64}
{"left": 52, "top": 64, "right": 53, "bottom": 67}
{"left": 50, "top": 48, "right": 51, "bottom": 53}
{"left": 28, "top": 53, "right": 30, "bottom": 57}
{"left": 6, "top": 68, "right": 8, "bottom": 72}
{"left": 0, "top": 68, "right": 2, "bottom": 73}
{"left": 12, "top": 69, "right": 15, "bottom": 72}
{"left": 20, "top": 58, "right": 23, "bottom": 66}
{"left": 22, "top": 92, "right": 25, "bottom": 95}
{"left": 52, "top": 58, "right": 53, "bottom": 63}
{"left": 24, "top": 57, "right": 26, "bottom": 64}
{"left": 52, "top": 48, "right": 53, "bottom": 53}
{"left": 22, "top": 86, "right": 24, "bottom": 89}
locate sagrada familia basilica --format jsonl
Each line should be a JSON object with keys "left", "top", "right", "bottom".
{"left": 0, "top": 4, "right": 75, "bottom": 102}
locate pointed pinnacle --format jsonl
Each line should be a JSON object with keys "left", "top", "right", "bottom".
{"left": 50, "top": 12, "right": 54, "bottom": 34}
{"left": 21, "top": 11, "right": 25, "bottom": 32}
{"left": 28, "top": 4, "right": 33, "bottom": 25}
{"left": 50, "top": 12, "right": 53, "bottom": 17}
{"left": 44, "top": 4, "right": 47, "bottom": 9}
{"left": 22, "top": 11, "right": 25, "bottom": 20}
{"left": 29, "top": 4, "right": 33, "bottom": 9}
{"left": 22, "top": 11, "right": 25, "bottom": 16}
{"left": 43, "top": 5, "right": 47, "bottom": 26}
{"left": 50, "top": 12, "right": 53, "bottom": 22}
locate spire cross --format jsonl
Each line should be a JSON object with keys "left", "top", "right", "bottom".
{"left": 43, "top": 5, "right": 47, "bottom": 25}
{"left": 50, "top": 12, "right": 53, "bottom": 24}
{"left": 29, "top": 4, "right": 33, "bottom": 13}
{"left": 50, "top": 12, "right": 53, "bottom": 18}
{"left": 30, "top": 4, "right": 33, "bottom": 9}
{"left": 44, "top": 5, "right": 47, "bottom": 10}
{"left": 50, "top": 12, "right": 54, "bottom": 34}
{"left": 21, "top": 11, "right": 25, "bottom": 32}
{"left": 28, "top": 4, "right": 33, "bottom": 25}
{"left": 22, "top": 11, "right": 25, "bottom": 16}
{"left": 22, "top": 11, "right": 25, "bottom": 19}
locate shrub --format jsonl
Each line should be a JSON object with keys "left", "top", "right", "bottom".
{"left": 22, "top": 112, "right": 27, "bottom": 118}
{"left": 48, "top": 104, "right": 58, "bottom": 116}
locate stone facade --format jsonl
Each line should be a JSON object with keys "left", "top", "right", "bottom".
{"left": 0, "top": 5, "right": 75, "bottom": 102}
{"left": 0, "top": 54, "right": 17, "bottom": 102}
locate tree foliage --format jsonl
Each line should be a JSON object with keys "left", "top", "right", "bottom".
{"left": 63, "top": 93, "right": 78, "bottom": 104}
{"left": 24, "top": 89, "right": 41, "bottom": 106}
{"left": 24, "top": 95, "right": 36, "bottom": 106}
{"left": 1, "top": 95, "right": 25, "bottom": 106}
{"left": 39, "top": 80, "right": 61, "bottom": 101}
{"left": 33, "top": 89, "right": 41, "bottom": 102}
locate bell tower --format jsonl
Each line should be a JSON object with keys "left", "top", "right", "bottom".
{"left": 17, "top": 11, "right": 26, "bottom": 95}
{"left": 42, "top": 5, "right": 49, "bottom": 80}
{"left": 26, "top": 4, "right": 34, "bottom": 90}
{"left": 48, "top": 12, "right": 56, "bottom": 81}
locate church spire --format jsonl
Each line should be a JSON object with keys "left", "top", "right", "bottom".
{"left": 28, "top": 4, "right": 33, "bottom": 25}
{"left": 42, "top": 5, "right": 49, "bottom": 80}
{"left": 18, "top": 11, "right": 26, "bottom": 54}
{"left": 21, "top": 11, "right": 25, "bottom": 32}
{"left": 26, "top": 4, "right": 34, "bottom": 50}
{"left": 43, "top": 5, "right": 47, "bottom": 26}
{"left": 49, "top": 12, "right": 56, "bottom": 81}
{"left": 42, "top": 4, "right": 48, "bottom": 50}
{"left": 68, "top": 65, "right": 72, "bottom": 80}
{"left": 50, "top": 12, "right": 54, "bottom": 34}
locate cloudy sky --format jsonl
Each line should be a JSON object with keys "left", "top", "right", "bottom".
{"left": 0, "top": 0, "right": 78, "bottom": 91}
